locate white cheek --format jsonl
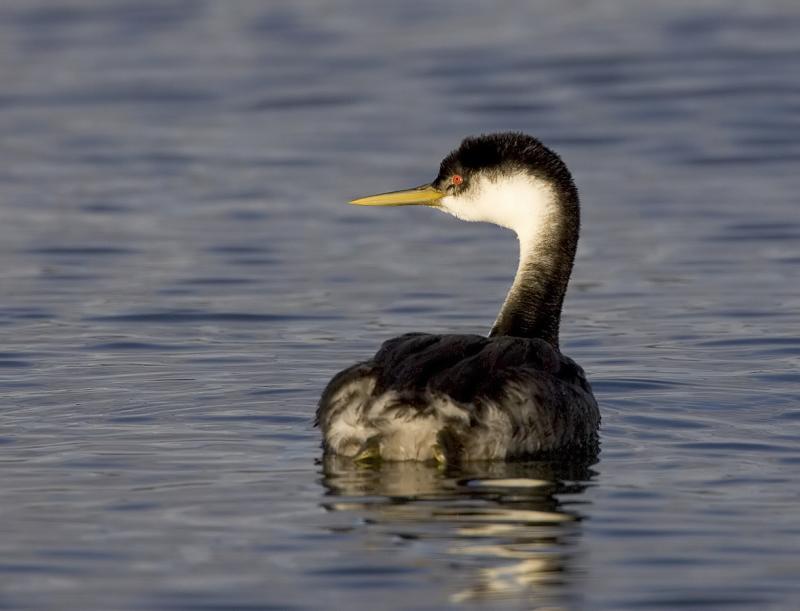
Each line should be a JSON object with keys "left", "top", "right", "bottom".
{"left": 439, "top": 175, "right": 556, "bottom": 241}
{"left": 439, "top": 194, "right": 474, "bottom": 221}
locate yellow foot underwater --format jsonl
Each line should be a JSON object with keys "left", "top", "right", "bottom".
{"left": 351, "top": 439, "right": 447, "bottom": 466}
{"left": 431, "top": 444, "right": 447, "bottom": 467}
{"left": 353, "top": 439, "right": 381, "bottom": 464}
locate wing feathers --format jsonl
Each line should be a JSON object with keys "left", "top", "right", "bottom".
{"left": 316, "top": 333, "right": 599, "bottom": 461}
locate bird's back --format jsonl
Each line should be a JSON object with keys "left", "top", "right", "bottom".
{"left": 316, "top": 333, "right": 599, "bottom": 462}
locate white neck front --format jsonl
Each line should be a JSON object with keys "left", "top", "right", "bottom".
{"left": 440, "top": 173, "right": 556, "bottom": 240}
{"left": 440, "top": 171, "right": 557, "bottom": 263}
{"left": 440, "top": 173, "right": 569, "bottom": 343}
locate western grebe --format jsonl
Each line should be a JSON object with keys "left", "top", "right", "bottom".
{"left": 316, "top": 132, "right": 599, "bottom": 463}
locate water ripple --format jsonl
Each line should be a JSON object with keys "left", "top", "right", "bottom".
{"left": 86, "top": 310, "right": 341, "bottom": 323}
{"left": 2, "top": 1, "right": 800, "bottom": 609}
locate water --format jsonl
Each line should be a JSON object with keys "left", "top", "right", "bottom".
{"left": 1, "top": 0, "right": 799, "bottom": 608}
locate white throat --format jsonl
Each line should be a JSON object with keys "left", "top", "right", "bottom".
{"left": 439, "top": 173, "right": 557, "bottom": 253}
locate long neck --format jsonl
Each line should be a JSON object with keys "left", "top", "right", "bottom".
{"left": 489, "top": 188, "right": 579, "bottom": 348}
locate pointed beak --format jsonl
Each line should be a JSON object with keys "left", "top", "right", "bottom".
{"left": 349, "top": 184, "right": 445, "bottom": 207}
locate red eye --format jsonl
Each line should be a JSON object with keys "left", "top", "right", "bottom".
{"left": 452, "top": 174, "right": 463, "bottom": 185}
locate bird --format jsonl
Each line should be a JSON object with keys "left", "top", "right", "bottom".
{"left": 316, "top": 132, "right": 599, "bottom": 463}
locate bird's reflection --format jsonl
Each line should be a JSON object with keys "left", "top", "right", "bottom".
{"left": 320, "top": 456, "right": 596, "bottom": 605}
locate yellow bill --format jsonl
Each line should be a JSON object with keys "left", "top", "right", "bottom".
{"left": 349, "top": 184, "right": 444, "bottom": 207}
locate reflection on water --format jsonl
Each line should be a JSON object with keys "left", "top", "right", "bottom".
{"left": 321, "top": 457, "right": 596, "bottom": 605}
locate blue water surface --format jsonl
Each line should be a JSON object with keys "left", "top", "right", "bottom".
{"left": 1, "top": 1, "right": 799, "bottom": 609}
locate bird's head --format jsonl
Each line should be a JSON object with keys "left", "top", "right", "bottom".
{"left": 349, "top": 132, "right": 578, "bottom": 240}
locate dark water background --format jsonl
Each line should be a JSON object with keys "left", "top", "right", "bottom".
{"left": 2, "top": 1, "right": 799, "bottom": 609}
